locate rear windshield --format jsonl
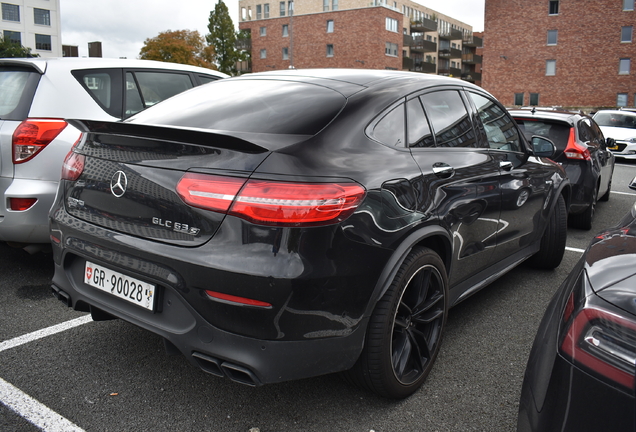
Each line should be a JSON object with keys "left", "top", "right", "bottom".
{"left": 0, "top": 67, "right": 40, "bottom": 119}
{"left": 127, "top": 79, "right": 346, "bottom": 136}
{"left": 514, "top": 118, "right": 570, "bottom": 151}
{"left": 594, "top": 112, "right": 636, "bottom": 129}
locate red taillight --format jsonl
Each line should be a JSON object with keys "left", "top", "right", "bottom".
{"left": 61, "top": 151, "right": 85, "bottom": 181}
{"left": 12, "top": 119, "right": 68, "bottom": 164}
{"left": 176, "top": 173, "right": 366, "bottom": 227}
{"left": 564, "top": 128, "right": 591, "bottom": 160}
{"left": 561, "top": 305, "right": 636, "bottom": 390}
{"left": 9, "top": 197, "right": 37, "bottom": 211}
{"left": 205, "top": 290, "right": 272, "bottom": 308}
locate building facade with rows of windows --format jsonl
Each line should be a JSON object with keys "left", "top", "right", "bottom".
{"left": 237, "top": 0, "right": 482, "bottom": 84}
{"left": 1, "top": 0, "right": 61, "bottom": 57}
{"left": 483, "top": 0, "right": 636, "bottom": 109}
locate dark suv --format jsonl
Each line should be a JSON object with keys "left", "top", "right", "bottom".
{"left": 50, "top": 70, "right": 570, "bottom": 399}
{"left": 510, "top": 109, "right": 615, "bottom": 230}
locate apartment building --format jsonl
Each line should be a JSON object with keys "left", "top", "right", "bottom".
{"left": 237, "top": 0, "right": 482, "bottom": 83}
{"left": 1, "top": 0, "right": 62, "bottom": 57}
{"left": 483, "top": 0, "right": 636, "bottom": 109}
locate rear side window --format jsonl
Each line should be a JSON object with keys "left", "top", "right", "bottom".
{"left": 515, "top": 118, "right": 570, "bottom": 152}
{"left": 72, "top": 68, "right": 123, "bottom": 118}
{"left": 0, "top": 67, "right": 40, "bottom": 120}
{"left": 128, "top": 79, "right": 347, "bottom": 136}
{"left": 125, "top": 71, "right": 194, "bottom": 118}
{"left": 370, "top": 104, "right": 405, "bottom": 147}
{"left": 469, "top": 92, "right": 522, "bottom": 152}
{"left": 420, "top": 90, "right": 477, "bottom": 148}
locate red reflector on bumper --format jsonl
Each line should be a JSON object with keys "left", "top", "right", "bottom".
{"left": 205, "top": 290, "right": 272, "bottom": 308}
{"left": 9, "top": 198, "right": 37, "bottom": 211}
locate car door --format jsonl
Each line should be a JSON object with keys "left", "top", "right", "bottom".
{"left": 581, "top": 117, "right": 614, "bottom": 195}
{"left": 406, "top": 89, "right": 502, "bottom": 288}
{"left": 466, "top": 91, "right": 556, "bottom": 263}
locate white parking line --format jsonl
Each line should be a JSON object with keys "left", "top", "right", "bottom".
{"left": 0, "top": 377, "right": 86, "bottom": 432}
{"left": 566, "top": 246, "right": 586, "bottom": 254}
{"left": 0, "top": 315, "right": 92, "bottom": 353}
{"left": 0, "top": 315, "right": 91, "bottom": 432}
{"left": 610, "top": 191, "right": 636, "bottom": 196}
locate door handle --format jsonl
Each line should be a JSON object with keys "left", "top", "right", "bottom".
{"left": 500, "top": 161, "right": 514, "bottom": 171}
{"left": 432, "top": 163, "right": 455, "bottom": 179}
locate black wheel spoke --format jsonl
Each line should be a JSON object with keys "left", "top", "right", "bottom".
{"left": 392, "top": 331, "right": 412, "bottom": 379}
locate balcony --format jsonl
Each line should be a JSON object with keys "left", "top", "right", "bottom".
{"left": 461, "top": 71, "right": 482, "bottom": 83}
{"left": 235, "top": 39, "right": 252, "bottom": 50}
{"left": 439, "top": 47, "right": 462, "bottom": 59}
{"left": 236, "top": 60, "right": 252, "bottom": 74}
{"left": 438, "top": 29, "right": 463, "bottom": 41}
{"left": 403, "top": 57, "right": 414, "bottom": 70}
{"left": 413, "top": 61, "right": 437, "bottom": 74}
{"left": 463, "top": 36, "right": 483, "bottom": 47}
{"left": 462, "top": 53, "right": 482, "bottom": 64}
{"left": 404, "top": 35, "right": 437, "bottom": 53}
{"left": 438, "top": 67, "right": 461, "bottom": 77}
{"left": 410, "top": 17, "right": 437, "bottom": 33}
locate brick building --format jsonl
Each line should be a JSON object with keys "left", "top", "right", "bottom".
{"left": 483, "top": 0, "right": 636, "bottom": 110}
{"left": 1, "top": 0, "right": 62, "bottom": 57}
{"left": 237, "top": 0, "right": 482, "bottom": 84}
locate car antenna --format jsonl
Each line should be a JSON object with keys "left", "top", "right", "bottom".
{"left": 531, "top": 107, "right": 536, "bottom": 114}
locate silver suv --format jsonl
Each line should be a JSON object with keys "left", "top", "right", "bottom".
{"left": 0, "top": 58, "right": 226, "bottom": 251}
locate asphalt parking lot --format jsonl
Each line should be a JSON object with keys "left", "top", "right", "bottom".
{"left": 2, "top": 162, "right": 636, "bottom": 432}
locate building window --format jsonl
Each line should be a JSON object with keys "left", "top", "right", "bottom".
{"left": 547, "top": 30, "right": 558, "bottom": 45}
{"left": 546, "top": 59, "right": 556, "bottom": 76}
{"left": 332, "top": 0, "right": 338, "bottom": 11}
{"left": 624, "top": 0, "right": 634, "bottom": 11}
{"left": 279, "top": 1, "right": 285, "bottom": 16}
{"left": 282, "top": 47, "right": 289, "bottom": 60}
{"left": 514, "top": 93, "right": 524, "bottom": 105}
{"left": 622, "top": 26, "right": 633, "bottom": 42}
{"left": 530, "top": 93, "right": 540, "bottom": 106}
{"left": 241, "top": 7, "right": 247, "bottom": 20}
{"left": 248, "top": 6, "right": 252, "bottom": 20}
{"left": 385, "top": 42, "right": 398, "bottom": 56}
{"left": 35, "top": 34, "right": 51, "bottom": 51}
{"left": 619, "top": 58, "right": 631, "bottom": 74}
{"left": 3, "top": 30, "right": 20, "bottom": 44}
{"left": 326, "top": 44, "right": 334, "bottom": 57}
{"left": 256, "top": 4, "right": 262, "bottom": 19}
{"left": 327, "top": 20, "right": 334, "bottom": 33}
{"left": 260, "top": 49, "right": 267, "bottom": 59}
{"left": 33, "top": 8, "right": 50, "bottom": 26}
{"left": 2, "top": 3, "right": 19, "bottom": 21}
{"left": 323, "top": 0, "right": 329, "bottom": 11}
{"left": 260, "top": 26, "right": 267, "bottom": 36}
{"left": 386, "top": 17, "right": 398, "bottom": 32}
{"left": 549, "top": 0, "right": 559, "bottom": 15}
{"left": 288, "top": 1, "right": 294, "bottom": 15}
{"left": 618, "top": 93, "right": 628, "bottom": 107}
{"left": 264, "top": 3, "right": 270, "bottom": 18}
{"left": 282, "top": 24, "right": 288, "bottom": 36}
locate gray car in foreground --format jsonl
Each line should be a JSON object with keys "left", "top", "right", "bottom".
{"left": 0, "top": 58, "right": 226, "bottom": 251}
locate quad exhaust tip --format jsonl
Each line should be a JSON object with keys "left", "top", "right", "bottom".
{"left": 192, "top": 352, "right": 260, "bottom": 387}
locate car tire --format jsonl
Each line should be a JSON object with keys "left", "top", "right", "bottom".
{"left": 530, "top": 194, "right": 567, "bottom": 269}
{"left": 345, "top": 247, "right": 448, "bottom": 399}
{"left": 599, "top": 178, "right": 611, "bottom": 202}
{"left": 569, "top": 186, "right": 597, "bottom": 230}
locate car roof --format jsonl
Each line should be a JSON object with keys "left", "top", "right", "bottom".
{"left": 0, "top": 57, "right": 228, "bottom": 78}
{"left": 509, "top": 108, "right": 586, "bottom": 125}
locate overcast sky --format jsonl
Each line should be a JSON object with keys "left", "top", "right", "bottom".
{"left": 60, "top": 0, "right": 484, "bottom": 60}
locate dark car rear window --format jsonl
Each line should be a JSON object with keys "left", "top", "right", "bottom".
{"left": 127, "top": 79, "right": 347, "bottom": 136}
{"left": 514, "top": 118, "right": 570, "bottom": 151}
{"left": 0, "top": 66, "right": 40, "bottom": 120}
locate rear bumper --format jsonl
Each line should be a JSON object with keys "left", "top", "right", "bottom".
{"left": 0, "top": 177, "right": 58, "bottom": 243}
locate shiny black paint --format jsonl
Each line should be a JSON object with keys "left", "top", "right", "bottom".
{"left": 50, "top": 70, "right": 569, "bottom": 385}
{"left": 518, "top": 201, "right": 636, "bottom": 431}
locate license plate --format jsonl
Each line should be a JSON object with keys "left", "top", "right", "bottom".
{"left": 608, "top": 146, "right": 619, "bottom": 150}
{"left": 84, "top": 261, "right": 156, "bottom": 311}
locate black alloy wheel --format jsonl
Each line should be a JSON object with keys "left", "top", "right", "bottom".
{"left": 345, "top": 247, "right": 448, "bottom": 399}
{"left": 530, "top": 194, "right": 567, "bottom": 269}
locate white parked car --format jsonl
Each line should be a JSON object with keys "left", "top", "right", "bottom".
{"left": 0, "top": 58, "right": 227, "bottom": 251}
{"left": 593, "top": 109, "right": 636, "bottom": 160}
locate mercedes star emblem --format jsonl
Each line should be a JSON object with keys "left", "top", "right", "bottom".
{"left": 110, "top": 171, "right": 128, "bottom": 197}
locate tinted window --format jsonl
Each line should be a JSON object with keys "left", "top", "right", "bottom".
{"left": 128, "top": 79, "right": 347, "bottom": 136}
{"left": 371, "top": 104, "right": 405, "bottom": 147}
{"left": 578, "top": 118, "right": 603, "bottom": 147}
{"left": 515, "top": 119, "right": 570, "bottom": 152}
{"left": 198, "top": 74, "right": 219, "bottom": 85}
{"left": 134, "top": 72, "right": 194, "bottom": 107}
{"left": 469, "top": 92, "right": 522, "bottom": 152}
{"left": 420, "top": 90, "right": 476, "bottom": 148}
{"left": 406, "top": 97, "right": 434, "bottom": 148}
{"left": 72, "top": 68, "right": 123, "bottom": 118}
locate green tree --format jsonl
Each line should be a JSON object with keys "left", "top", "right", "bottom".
{"left": 207, "top": 0, "right": 239, "bottom": 75}
{"left": 139, "top": 30, "right": 216, "bottom": 69}
{"left": 0, "top": 37, "right": 38, "bottom": 58}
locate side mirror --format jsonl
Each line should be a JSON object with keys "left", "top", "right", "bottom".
{"left": 606, "top": 137, "right": 616, "bottom": 149}
{"left": 630, "top": 176, "right": 636, "bottom": 191}
{"left": 531, "top": 136, "right": 556, "bottom": 158}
